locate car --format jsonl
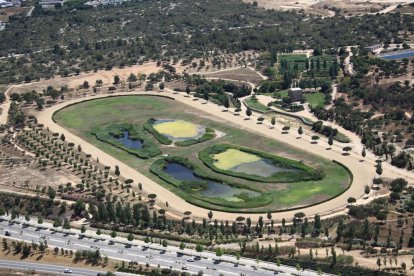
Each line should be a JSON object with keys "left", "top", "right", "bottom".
{"left": 187, "top": 258, "right": 194, "bottom": 262}
{"left": 181, "top": 266, "right": 188, "bottom": 270}
{"left": 4, "top": 231, "right": 10, "bottom": 236}
{"left": 63, "top": 268, "right": 72, "bottom": 273}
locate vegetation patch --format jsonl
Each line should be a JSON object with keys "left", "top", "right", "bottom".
{"left": 93, "top": 123, "right": 161, "bottom": 159}
{"left": 199, "top": 144, "right": 324, "bottom": 183}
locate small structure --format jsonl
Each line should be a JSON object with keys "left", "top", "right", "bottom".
{"left": 0, "top": 0, "right": 13, "bottom": 8}
{"left": 39, "top": 0, "right": 63, "bottom": 7}
{"left": 364, "top": 44, "right": 382, "bottom": 52}
{"left": 288, "top": 87, "right": 303, "bottom": 102}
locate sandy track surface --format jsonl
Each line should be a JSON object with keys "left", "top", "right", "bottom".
{"left": 0, "top": 85, "right": 13, "bottom": 125}
{"left": 34, "top": 90, "right": 414, "bottom": 221}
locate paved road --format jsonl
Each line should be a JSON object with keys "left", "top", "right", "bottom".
{"left": 0, "top": 217, "right": 331, "bottom": 276}
{"left": 0, "top": 259, "right": 108, "bottom": 276}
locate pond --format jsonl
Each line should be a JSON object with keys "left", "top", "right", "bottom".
{"left": 379, "top": 50, "right": 414, "bottom": 60}
{"left": 116, "top": 131, "right": 143, "bottom": 149}
{"left": 231, "top": 159, "right": 299, "bottom": 178}
{"left": 164, "top": 162, "right": 259, "bottom": 200}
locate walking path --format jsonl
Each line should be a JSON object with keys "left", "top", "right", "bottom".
{"left": 32, "top": 89, "right": 414, "bottom": 222}
{"left": 0, "top": 85, "right": 13, "bottom": 125}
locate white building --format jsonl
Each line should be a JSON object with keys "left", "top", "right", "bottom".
{"left": 0, "top": 0, "right": 13, "bottom": 8}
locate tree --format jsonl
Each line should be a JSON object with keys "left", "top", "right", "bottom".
{"left": 223, "top": 97, "right": 230, "bottom": 111}
{"left": 162, "top": 239, "right": 168, "bottom": 248}
{"left": 246, "top": 108, "right": 252, "bottom": 119}
{"left": 114, "top": 165, "right": 120, "bottom": 177}
{"left": 96, "top": 229, "right": 101, "bottom": 236}
{"left": 347, "top": 197, "right": 356, "bottom": 204}
{"left": 365, "top": 185, "right": 370, "bottom": 196}
{"left": 328, "top": 135, "right": 333, "bottom": 149}
{"left": 185, "top": 86, "right": 191, "bottom": 96}
{"left": 377, "top": 258, "right": 381, "bottom": 270}
{"left": 113, "top": 75, "right": 121, "bottom": 85}
{"left": 215, "top": 247, "right": 223, "bottom": 261}
{"left": 311, "top": 135, "right": 320, "bottom": 143}
{"left": 271, "top": 116, "right": 276, "bottom": 128}
{"left": 111, "top": 230, "right": 117, "bottom": 238}
{"left": 179, "top": 242, "right": 185, "bottom": 251}
{"left": 376, "top": 163, "right": 383, "bottom": 177}
{"left": 80, "top": 225, "right": 86, "bottom": 234}
{"left": 208, "top": 210, "right": 213, "bottom": 220}
{"left": 362, "top": 147, "right": 366, "bottom": 159}
{"left": 298, "top": 126, "right": 303, "bottom": 137}
{"left": 47, "top": 187, "right": 56, "bottom": 200}
{"left": 127, "top": 233, "right": 134, "bottom": 241}
{"left": 82, "top": 81, "right": 90, "bottom": 90}
{"left": 195, "top": 244, "right": 204, "bottom": 257}
{"left": 127, "top": 73, "right": 137, "bottom": 83}
{"left": 159, "top": 82, "right": 165, "bottom": 90}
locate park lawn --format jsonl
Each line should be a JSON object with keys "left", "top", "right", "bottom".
{"left": 153, "top": 120, "right": 201, "bottom": 138}
{"left": 213, "top": 149, "right": 261, "bottom": 170}
{"left": 54, "top": 95, "right": 351, "bottom": 212}
{"left": 244, "top": 97, "right": 268, "bottom": 112}
{"left": 304, "top": 92, "right": 325, "bottom": 107}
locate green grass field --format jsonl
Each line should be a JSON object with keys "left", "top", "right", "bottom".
{"left": 304, "top": 92, "right": 326, "bottom": 107}
{"left": 54, "top": 95, "right": 351, "bottom": 212}
{"left": 244, "top": 97, "right": 269, "bottom": 113}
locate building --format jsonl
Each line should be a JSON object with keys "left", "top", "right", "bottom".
{"left": 364, "top": 44, "right": 382, "bottom": 52}
{"left": 39, "top": 0, "right": 63, "bottom": 7}
{"left": 0, "top": 0, "right": 13, "bottom": 8}
{"left": 288, "top": 87, "right": 303, "bottom": 102}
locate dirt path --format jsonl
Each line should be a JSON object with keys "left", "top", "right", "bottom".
{"left": 32, "top": 89, "right": 414, "bottom": 222}
{"left": 0, "top": 85, "right": 13, "bottom": 125}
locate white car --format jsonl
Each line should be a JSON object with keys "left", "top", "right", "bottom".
{"left": 187, "top": 258, "right": 194, "bottom": 262}
{"left": 64, "top": 268, "right": 72, "bottom": 273}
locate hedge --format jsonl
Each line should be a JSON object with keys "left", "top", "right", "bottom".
{"left": 198, "top": 144, "right": 324, "bottom": 183}
{"left": 175, "top": 127, "right": 216, "bottom": 147}
{"left": 143, "top": 118, "right": 173, "bottom": 145}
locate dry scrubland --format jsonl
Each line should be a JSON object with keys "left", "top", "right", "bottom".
{"left": 243, "top": 0, "right": 413, "bottom": 16}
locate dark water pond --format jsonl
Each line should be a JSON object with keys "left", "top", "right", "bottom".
{"left": 116, "top": 131, "right": 143, "bottom": 149}
{"left": 231, "top": 159, "right": 299, "bottom": 178}
{"left": 164, "top": 162, "right": 259, "bottom": 200}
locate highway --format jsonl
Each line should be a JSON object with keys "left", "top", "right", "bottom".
{"left": 0, "top": 216, "right": 331, "bottom": 276}
{"left": 0, "top": 259, "right": 107, "bottom": 276}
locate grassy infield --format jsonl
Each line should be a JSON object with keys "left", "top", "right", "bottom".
{"left": 54, "top": 95, "right": 351, "bottom": 212}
